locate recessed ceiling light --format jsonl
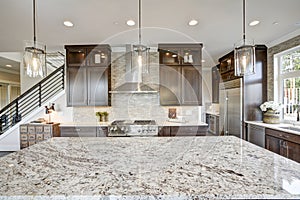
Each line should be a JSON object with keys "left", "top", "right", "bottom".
{"left": 188, "top": 19, "right": 198, "bottom": 26}
{"left": 202, "top": 60, "right": 206, "bottom": 63}
{"left": 249, "top": 20, "right": 260, "bottom": 26}
{"left": 273, "top": 21, "right": 279, "bottom": 25}
{"left": 126, "top": 20, "right": 135, "bottom": 26}
{"left": 5, "top": 64, "right": 12, "bottom": 67}
{"left": 63, "top": 21, "right": 74, "bottom": 27}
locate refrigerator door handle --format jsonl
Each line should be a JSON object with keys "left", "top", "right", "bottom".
{"left": 224, "top": 93, "right": 228, "bottom": 135}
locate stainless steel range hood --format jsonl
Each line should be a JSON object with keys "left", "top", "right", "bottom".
{"left": 110, "top": 82, "right": 158, "bottom": 94}
{"left": 110, "top": 44, "right": 158, "bottom": 94}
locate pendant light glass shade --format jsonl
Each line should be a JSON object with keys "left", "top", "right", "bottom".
{"left": 234, "top": 0, "right": 255, "bottom": 76}
{"left": 234, "top": 39, "right": 255, "bottom": 76}
{"left": 132, "top": 44, "right": 150, "bottom": 74}
{"left": 23, "top": 0, "right": 46, "bottom": 78}
{"left": 132, "top": 0, "right": 150, "bottom": 75}
{"left": 23, "top": 41, "right": 46, "bottom": 77}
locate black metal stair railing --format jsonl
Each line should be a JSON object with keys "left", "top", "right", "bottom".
{"left": 0, "top": 65, "right": 65, "bottom": 135}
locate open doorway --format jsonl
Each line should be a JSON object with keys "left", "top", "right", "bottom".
{"left": 0, "top": 55, "right": 20, "bottom": 109}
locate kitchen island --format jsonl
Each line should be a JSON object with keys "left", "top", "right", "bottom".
{"left": 1, "top": 136, "right": 300, "bottom": 199}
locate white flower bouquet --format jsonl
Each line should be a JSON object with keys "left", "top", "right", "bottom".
{"left": 260, "top": 101, "right": 281, "bottom": 113}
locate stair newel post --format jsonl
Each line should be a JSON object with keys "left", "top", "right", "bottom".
{"left": 38, "top": 82, "right": 42, "bottom": 107}
{"left": 62, "top": 67, "right": 65, "bottom": 90}
{"left": 15, "top": 99, "right": 19, "bottom": 124}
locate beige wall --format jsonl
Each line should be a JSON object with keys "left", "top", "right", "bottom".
{"left": 0, "top": 72, "right": 20, "bottom": 83}
{"left": 267, "top": 35, "right": 300, "bottom": 100}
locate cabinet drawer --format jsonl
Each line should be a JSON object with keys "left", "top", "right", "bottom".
{"left": 43, "top": 126, "right": 51, "bottom": 133}
{"left": 28, "top": 126, "right": 35, "bottom": 134}
{"left": 158, "top": 126, "right": 171, "bottom": 137}
{"left": 60, "top": 127, "right": 97, "bottom": 137}
{"left": 35, "top": 126, "right": 43, "bottom": 133}
{"left": 20, "top": 125, "right": 28, "bottom": 133}
{"left": 97, "top": 127, "right": 108, "bottom": 137}
{"left": 171, "top": 126, "right": 202, "bottom": 136}
{"left": 265, "top": 128, "right": 300, "bottom": 144}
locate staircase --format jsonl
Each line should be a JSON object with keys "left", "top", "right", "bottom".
{"left": 0, "top": 52, "right": 65, "bottom": 136}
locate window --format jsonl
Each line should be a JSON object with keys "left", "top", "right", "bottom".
{"left": 275, "top": 46, "right": 300, "bottom": 121}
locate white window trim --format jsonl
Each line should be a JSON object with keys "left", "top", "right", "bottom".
{"left": 274, "top": 45, "right": 300, "bottom": 123}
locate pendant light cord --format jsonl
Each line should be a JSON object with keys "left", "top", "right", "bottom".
{"left": 33, "top": 0, "right": 36, "bottom": 45}
{"left": 243, "top": 0, "right": 246, "bottom": 41}
{"left": 138, "top": 0, "right": 141, "bottom": 45}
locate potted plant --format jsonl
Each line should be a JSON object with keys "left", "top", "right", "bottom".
{"left": 102, "top": 111, "right": 109, "bottom": 122}
{"left": 260, "top": 101, "right": 281, "bottom": 124}
{"left": 96, "top": 112, "right": 104, "bottom": 122}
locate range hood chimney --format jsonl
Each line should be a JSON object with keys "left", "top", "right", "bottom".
{"left": 110, "top": 44, "right": 158, "bottom": 94}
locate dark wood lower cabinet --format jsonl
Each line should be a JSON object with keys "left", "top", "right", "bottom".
{"left": 60, "top": 126, "right": 108, "bottom": 137}
{"left": 158, "top": 126, "right": 208, "bottom": 137}
{"left": 265, "top": 134, "right": 281, "bottom": 155}
{"left": 265, "top": 128, "right": 300, "bottom": 163}
{"left": 285, "top": 141, "right": 300, "bottom": 163}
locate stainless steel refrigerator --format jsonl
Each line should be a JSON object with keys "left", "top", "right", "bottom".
{"left": 219, "top": 78, "right": 243, "bottom": 138}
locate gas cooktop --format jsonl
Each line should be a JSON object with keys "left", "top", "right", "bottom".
{"left": 111, "top": 120, "right": 156, "bottom": 125}
{"left": 108, "top": 120, "right": 158, "bottom": 137}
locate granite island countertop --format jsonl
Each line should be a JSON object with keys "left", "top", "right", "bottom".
{"left": 1, "top": 136, "right": 300, "bottom": 199}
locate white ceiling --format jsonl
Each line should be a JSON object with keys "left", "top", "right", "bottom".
{"left": 0, "top": 0, "right": 299, "bottom": 68}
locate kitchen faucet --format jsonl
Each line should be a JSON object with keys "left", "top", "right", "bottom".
{"left": 297, "top": 107, "right": 300, "bottom": 122}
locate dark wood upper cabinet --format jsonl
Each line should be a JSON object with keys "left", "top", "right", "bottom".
{"left": 65, "top": 44, "right": 111, "bottom": 107}
{"left": 159, "top": 66, "right": 181, "bottom": 105}
{"left": 66, "top": 67, "right": 87, "bottom": 106}
{"left": 66, "top": 45, "right": 110, "bottom": 67}
{"left": 66, "top": 47, "right": 86, "bottom": 66}
{"left": 158, "top": 43, "right": 203, "bottom": 106}
{"left": 87, "top": 67, "right": 108, "bottom": 106}
{"left": 159, "top": 44, "right": 202, "bottom": 66}
{"left": 86, "top": 46, "right": 111, "bottom": 67}
{"left": 218, "top": 51, "right": 240, "bottom": 82}
{"left": 211, "top": 65, "right": 220, "bottom": 103}
{"left": 182, "top": 66, "right": 202, "bottom": 105}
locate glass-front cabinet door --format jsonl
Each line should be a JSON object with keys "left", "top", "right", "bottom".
{"left": 159, "top": 47, "right": 181, "bottom": 66}
{"left": 181, "top": 47, "right": 201, "bottom": 66}
{"left": 66, "top": 48, "right": 86, "bottom": 66}
{"left": 87, "top": 47, "right": 109, "bottom": 67}
{"left": 159, "top": 44, "right": 202, "bottom": 66}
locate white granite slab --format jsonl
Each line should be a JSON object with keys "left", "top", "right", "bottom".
{"left": 1, "top": 136, "right": 300, "bottom": 199}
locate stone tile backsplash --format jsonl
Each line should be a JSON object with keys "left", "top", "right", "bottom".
{"left": 73, "top": 51, "right": 202, "bottom": 122}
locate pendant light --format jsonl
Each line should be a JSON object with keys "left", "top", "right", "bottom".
{"left": 132, "top": 0, "right": 150, "bottom": 76}
{"left": 234, "top": 0, "right": 255, "bottom": 76}
{"left": 23, "top": 0, "right": 46, "bottom": 78}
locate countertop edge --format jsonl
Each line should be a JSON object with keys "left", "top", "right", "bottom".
{"left": 59, "top": 122, "right": 208, "bottom": 127}
{"left": 206, "top": 111, "right": 220, "bottom": 116}
{"left": 245, "top": 121, "right": 300, "bottom": 136}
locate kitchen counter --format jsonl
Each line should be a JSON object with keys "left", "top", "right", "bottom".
{"left": 1, "top": 136, "right": 300, "bottom": 199}
{"left": 60, "top": 121, "right": 208, "bottom": 127}
{"left": 245, "top": 121, "right": 300, "bottom": 136}
{"left": 158, "top": 120, "right": 208, "bottom": 126}
{"left": 206, "top": 111, "right": 220, "bottom": 116}
{"left": 59, "top": 122, "right": 110, "bottom": 127}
